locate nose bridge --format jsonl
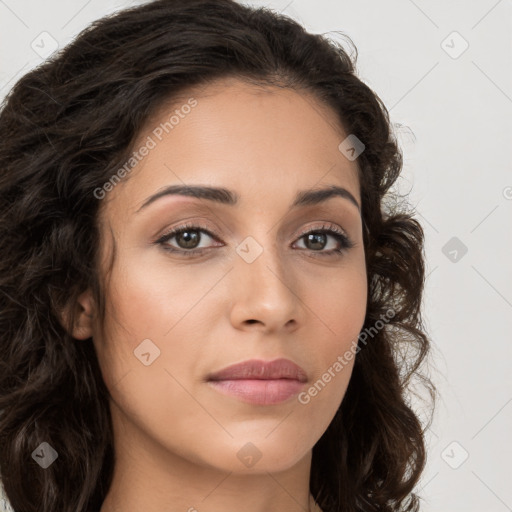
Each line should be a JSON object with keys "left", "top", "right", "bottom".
{"left": 235, "top": 228, "right": 289, "bottom": 291}
{"left": 229, "top": 226, "right": 300, "bottom": 329}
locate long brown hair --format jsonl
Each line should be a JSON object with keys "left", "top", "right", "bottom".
{"left": 0, "top": 1, "right": 435, "bottom": 510}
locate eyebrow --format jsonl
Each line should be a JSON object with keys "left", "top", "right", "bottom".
{"left": 136, "top": 184, "right": 360, "bottom": 213}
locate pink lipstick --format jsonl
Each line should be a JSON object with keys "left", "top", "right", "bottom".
{"left": 207, "top": 358, "right": 307, "bottom": 405}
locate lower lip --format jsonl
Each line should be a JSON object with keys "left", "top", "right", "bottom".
{"left": 207, "top": 379, "right": 305, "bottom": 405}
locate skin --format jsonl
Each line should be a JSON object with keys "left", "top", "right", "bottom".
{"left": 70, "top": 77, "right": 367, "bottom": 512}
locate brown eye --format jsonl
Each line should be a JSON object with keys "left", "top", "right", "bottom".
{"left": 156, "top": 223, "right": 221, "bottom": 255}
{"left": 294, "top": 224, "right": 354, "bottom": 256}
{"left": 303, "top": 232, "right": 328, "bottom": 251}
{"left": 173, "top": 229, "right": 202, "bottom": 249}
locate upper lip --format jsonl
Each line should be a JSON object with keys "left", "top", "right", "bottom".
{"left": 207, "top": 358, "right": 308, "bottom": 382}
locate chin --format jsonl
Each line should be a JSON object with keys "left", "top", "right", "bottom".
{"left": 211, "top": 441, "right": 310, "bottom": 474}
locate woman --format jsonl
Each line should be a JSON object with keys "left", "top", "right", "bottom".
{"left": 0, "top": 1, "right": 435, "bottom": 511}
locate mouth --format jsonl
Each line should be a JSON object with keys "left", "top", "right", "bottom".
{"left": 206, "top": 358, "right": 308, "bottom": 405}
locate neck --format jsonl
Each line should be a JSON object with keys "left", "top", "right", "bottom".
{"left": 100, "top": 402, "right": 317, "bottom": 512}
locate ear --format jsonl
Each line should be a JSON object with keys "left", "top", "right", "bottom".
{"left": 60, "top": 288, "right": 95, "bottom": 340}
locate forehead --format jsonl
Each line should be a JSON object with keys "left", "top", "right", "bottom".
{"left": 100, "top": 77, "right": 361, "bottom": 218}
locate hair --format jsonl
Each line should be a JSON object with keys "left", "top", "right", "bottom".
{"left": 0, "top": 1, "right": 435, "bottom": 511}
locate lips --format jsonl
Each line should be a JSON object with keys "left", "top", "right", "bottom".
{"left": 207, "top": 358, "right": 308, "bottom": 383}
{"left": 206, "top": 358, "right": 308, "bottom": 405}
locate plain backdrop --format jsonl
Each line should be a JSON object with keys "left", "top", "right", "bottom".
{"left": 1, "top": 1, "right": 511, "bottom": 511}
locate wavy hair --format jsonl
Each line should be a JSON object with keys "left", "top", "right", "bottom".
{"left": 0, "top": 1, "right": 435, "bottom": 511}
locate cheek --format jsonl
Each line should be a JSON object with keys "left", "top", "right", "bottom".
{"left": 299, "top": 260, "right": 367, "bottom": 406}
{"left": 100, "top": 252, "right": 216, "bottom": 345}
{"left": 93, "top": 250, "right": 226, "bottom": 394}
{"left": 313, "top": 258, "right": 367, "bottom": 347}
{"left": 92, "top": 260, "right": 210, "bottom": 448}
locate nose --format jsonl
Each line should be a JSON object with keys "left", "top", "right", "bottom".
{"left": 228, "top": 238, "right": 302, "bottom": 334}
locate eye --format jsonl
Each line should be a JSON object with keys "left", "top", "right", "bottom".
{"left": 154, "top": 221, "right": 355, "bottom": 258}
{"left": 293, "top": 223, "right": 355, "bottom": 257}
{"left": 155, "top": 222, "right": 221, "bottom": 255}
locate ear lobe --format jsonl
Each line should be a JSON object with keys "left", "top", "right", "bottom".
{"left": 59, "top": 288, "right": 95, "bottom": 340}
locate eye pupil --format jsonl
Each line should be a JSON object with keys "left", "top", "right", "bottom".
{"left": 177, "top": 230, "right": 200, "bottom": 249}
{"left": 305, "top": 232, "right": 326, "bottom": 250}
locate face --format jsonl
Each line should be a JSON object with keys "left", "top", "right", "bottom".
{"left": 89, "top": 78, "right": 367, "bottom": 474}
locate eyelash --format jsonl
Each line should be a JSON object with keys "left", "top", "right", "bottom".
{"left": 154, "top": 222, "right": 355, "bottom": 258}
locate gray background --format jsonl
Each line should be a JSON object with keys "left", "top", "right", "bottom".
{"left": 1, "top": 1, "right": 511, "bottom": 511}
